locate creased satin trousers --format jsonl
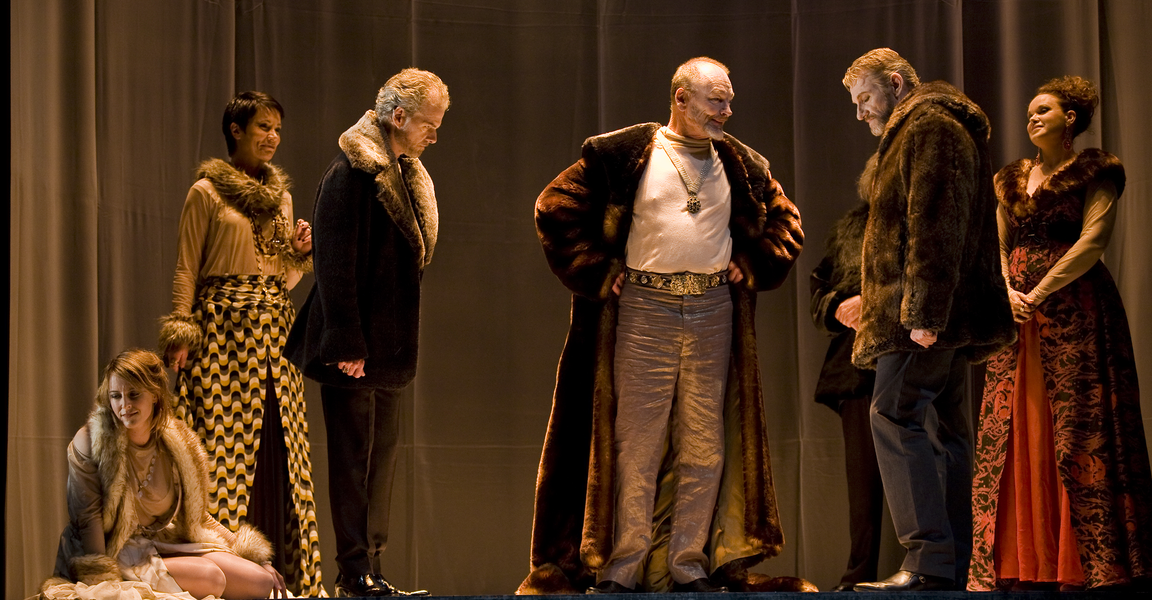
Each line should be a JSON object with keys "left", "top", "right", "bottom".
{"left": 599, "top": 283, "right": 732, "bottom": 586}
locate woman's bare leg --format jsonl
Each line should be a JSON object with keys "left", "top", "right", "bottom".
{"left": 163, "top": 556, "right": 226, "bottom": 599}
{"left": 203, "top": 551, "right": 275, "bottom": 599}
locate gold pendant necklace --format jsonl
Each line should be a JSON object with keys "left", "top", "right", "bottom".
{"left": 657, "top": 133, "right": 714, "bottom": 214}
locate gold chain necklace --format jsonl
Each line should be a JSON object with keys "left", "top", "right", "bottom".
{"left": 657, "top": 133, "right": 714, "bottom": 214}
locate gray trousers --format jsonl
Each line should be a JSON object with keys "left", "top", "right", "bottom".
{"left": 871, "top": 348, "right": 972, "bottom": 584}
{"left": 599, "top": 283, "right": 732, "bottom": 587}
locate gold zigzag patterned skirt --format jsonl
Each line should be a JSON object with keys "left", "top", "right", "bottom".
{"left": 175, "top": 274, "right": 324, "bottom": 596}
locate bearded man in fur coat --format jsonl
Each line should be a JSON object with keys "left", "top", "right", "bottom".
{"left": 519, "top": 57, "right": 806, "bottom": 595}
{"left": 286, "top": 68, "right": 447, "bottom": 598}
{"left": 841, "top": 49, "right": 1014, "bottom": 593}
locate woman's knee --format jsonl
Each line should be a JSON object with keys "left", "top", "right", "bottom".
{"left": 250, "top": 564, "right": 276, "bottom": 596}
{"left": 166, "top": 557, "right": 227, "bottom": 597}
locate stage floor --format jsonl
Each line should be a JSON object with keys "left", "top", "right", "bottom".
{"left": 297, "top": 592, "right": 1152, "bottom": 599}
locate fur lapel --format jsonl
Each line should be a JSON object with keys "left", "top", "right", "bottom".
{"left": 89, "top": 406, "right": 130, "bottom": 555}
{"left": 585, "top": 123, "right": 659, "bottom": 248}
{"left": 339, "top": 110, "right": 439, "bottom": 267}
{"left": 196, "top": 158, "right": 290, "bottom": 217}
{"left": 998, "top": 148, "right": 1126, "bottom": 218}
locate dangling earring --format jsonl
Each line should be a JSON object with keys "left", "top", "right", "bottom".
{"left": 1063, "top": 124, "right": 1073, "bottom": 151}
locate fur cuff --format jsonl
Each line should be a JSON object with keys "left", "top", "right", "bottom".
{"left": 281, "top": 248, "right": 313, "bottom": 274}
{"left": 231, "top": 523, "right": 273, "bottom": 565}
{"left": 69, "top": 553, "right": 121, "bottom": 585}
{"left": 157, "top": 313, "right": 203, "bottom": 355}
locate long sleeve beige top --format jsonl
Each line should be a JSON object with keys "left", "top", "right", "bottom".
{"left": 999, "top": 179, "right": 1118, "bottom": 305}
{"left": 171, "top": 179, "right": 303, "bottom": 316}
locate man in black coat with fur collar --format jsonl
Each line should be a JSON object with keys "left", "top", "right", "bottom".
{"left": 521, "top": 57, "right": 806, "bottom": 595}
{"left": 842, "top": 49, "right": 1014, "bottom": 593}
{"left": 286, "top": 68, "right": 448, "bottom": 598}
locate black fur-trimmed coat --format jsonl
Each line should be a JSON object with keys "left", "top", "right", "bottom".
{"left": 51, "top": 404, "right": 271, "bottom": 586}
{"left": 286, "top": 110, "right": 438, "bottom": 390}
{"left": 853, "top": 81, "right": 1014, "bottom": 368}
{"left": 520, "top": 123, "right": 804, "bottom": 594}
{"left": 810, "top": 201, "right": 874, "bottom": 409}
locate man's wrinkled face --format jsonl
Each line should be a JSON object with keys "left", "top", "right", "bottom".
{"left": 390, "top": 96, "right": 447, "bottom": 158}
{"left": 677, "top": 64, "right": 734, "bottom": 140}
{"left": 849, "top": 74, "right": 897, "bottom": 136}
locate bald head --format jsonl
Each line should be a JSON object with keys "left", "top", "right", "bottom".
{"left": 668, "top": 57, "right": 734, "bottom": 140}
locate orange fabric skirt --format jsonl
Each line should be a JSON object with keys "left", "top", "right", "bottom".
{"left": 993, "top": 317, "right": 1085, "bottom": 585}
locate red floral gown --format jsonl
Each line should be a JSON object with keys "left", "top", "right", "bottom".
{"left": 969, "top": 149, "right": 1152, "bottom": 589}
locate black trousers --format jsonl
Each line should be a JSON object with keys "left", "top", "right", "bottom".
{"left": 321, "top": 384, "right": 402, "bottom": 579}
{"left": 871, "top": 349, "right": 971, "bottom": 585}
{"left": 839, "top": 395, "right": 885, "bottom": 585}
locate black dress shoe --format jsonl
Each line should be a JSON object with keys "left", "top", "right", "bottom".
{"left": 586, "top": 580, "right": 635, "bottom": 594}
{"left": 336, "top": 573, "right": 430, "bottom": 597}
{"left": 672, "top": 578, "right": 728, "bottom": 593}
{"left": 853, "top": 570, "right": 953, "bottom": 592}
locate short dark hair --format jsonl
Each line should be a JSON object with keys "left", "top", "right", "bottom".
{"left": 1036, "top": 75, "right": 1099, "bottom": 138}
{"left": 222, "top": 91, "right": 284, "bottom": 155}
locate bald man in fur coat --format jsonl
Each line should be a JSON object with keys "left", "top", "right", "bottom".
{"left": 519, "top": 57, "right": 806, "bottom": 595}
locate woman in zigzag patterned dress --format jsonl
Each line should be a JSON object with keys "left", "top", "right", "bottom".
{"left": 158, "top": 91, "right": 324, "bottom": 596}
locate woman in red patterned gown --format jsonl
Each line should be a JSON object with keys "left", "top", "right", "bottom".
{"left": 968, "top": 76, "right": 1152, "bottom": 591}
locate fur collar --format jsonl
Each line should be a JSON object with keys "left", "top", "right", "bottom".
{"left": 196, "top": 158, "right": 290, "bottom": 217}
{"left": 339, "top": 110, "right": 439, "bottom": 267}
{"left": 996, "top": 148, "right": 1126, "bottom": 218}
{"left": 878, "top": 80, "right": 990, "bottom": 156}
{"left": 87, "top": 404, "right": 220, "bottom": 558}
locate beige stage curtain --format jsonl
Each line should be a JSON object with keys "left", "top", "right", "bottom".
{"left": 10, "top": 1, "right": 1152, "bottom": 597}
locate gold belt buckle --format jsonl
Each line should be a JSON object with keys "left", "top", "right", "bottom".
{"left": 670, "top": 273, "right": 707, "bottom": 296}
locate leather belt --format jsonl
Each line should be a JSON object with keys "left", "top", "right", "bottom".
{"left": 625, "top": 268, "right": 728, "bottom": 296}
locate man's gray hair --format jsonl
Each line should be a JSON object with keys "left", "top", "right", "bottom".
{"left": 670, "top": 57, "right": 730, "bottom": 108}
{"left": 375, "top": 68, "right": 450, "bottom": 129}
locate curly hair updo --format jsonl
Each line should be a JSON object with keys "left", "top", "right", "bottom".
{"left": 1036, "top": 75, "right": 1099, "bottom": 138}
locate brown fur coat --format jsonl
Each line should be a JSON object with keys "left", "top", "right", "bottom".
{"left": 521, "top": 123, "right": 804, "bottom": 593}
{"left": 852, "top": 81, "right": 1014, "bottom": 368}
{"left": 52, "top": 403, "right": 272, "bottom": 585}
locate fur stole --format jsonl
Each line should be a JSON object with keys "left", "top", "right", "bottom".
{"left": 196, "top": 158, "right": 311, "bottom": 273}
{"left": 996, "top": 148, "right": 1126, "bottom": 218}
{"left": 82, "top": 403, "right": 272, "bottom": 566}
{"left": 196, "top": 158, "right": 290, "bottom": 217}
{"left": 339, "top": 110, "right": 439, "bottom": 268}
